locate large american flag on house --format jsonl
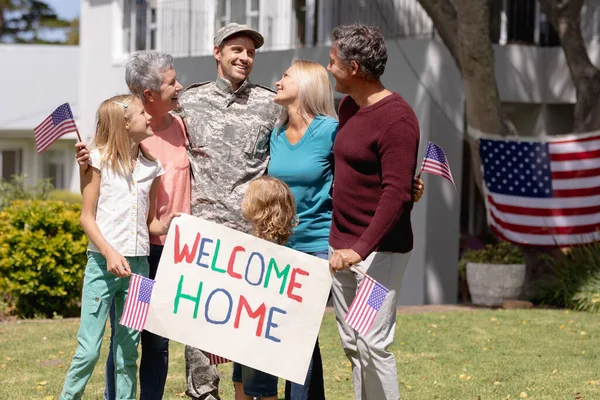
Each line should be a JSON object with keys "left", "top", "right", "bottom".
{"left": 479, "top": 132, "right": 600, "bottom": 246}
{"left": 120, "top": 274, "right": 155, "bottom": 331}
{"left": 33, "top": 103, "right": 78, "bottom": 154}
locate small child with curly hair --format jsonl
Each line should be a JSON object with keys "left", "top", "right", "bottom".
{"left": 233, "top": 176, "right": 298, "bottom": 400}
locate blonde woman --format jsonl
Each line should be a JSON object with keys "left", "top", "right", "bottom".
{"left": 268, "top": 59, "right": 424, "bottom": 400}
{"left": 60, "top": 95, "right": 178, "bottom": 400}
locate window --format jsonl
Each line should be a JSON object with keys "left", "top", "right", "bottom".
{"left": 0, "top": 149, "right": 22, "bottom": 180}
{"left": 123, "top": 0, "right": 157, "bottom": 54}
{"left": 43, "top": 150, "right": 67, "bottom": 190}
{"left": 217, "top": 0, "right": 259, "bottom": 30}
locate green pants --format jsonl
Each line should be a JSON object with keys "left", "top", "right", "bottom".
{"left": 60, "top": 251, "right": 149, "bottom": 400}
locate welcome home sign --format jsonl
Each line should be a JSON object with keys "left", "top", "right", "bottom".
{"left": 144, "top": 214, "right": 332, "bottom": 384}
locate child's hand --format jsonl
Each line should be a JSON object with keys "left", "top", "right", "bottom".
{"left": 105, "top": 248, "right": 131, "bottom": 277}
{"left": 75, "top": 142, "right": 90, "bottom": 172}
{"left": 412, "top": 177, "right": 425, "bottom": 203}
{"left": 163, "top": 212, "right": 181, "bottom": 234}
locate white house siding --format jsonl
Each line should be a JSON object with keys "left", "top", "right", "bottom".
{"left": 0, "top": 44, "right": 79, "bottom": 192}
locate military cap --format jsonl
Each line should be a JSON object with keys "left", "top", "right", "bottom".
{"left": 213, "top": 22, "right": 264, "bottom": 49}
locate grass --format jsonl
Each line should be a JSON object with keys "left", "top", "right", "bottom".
{"left": 1, "top": 309, "right": 599, "bottom": 399}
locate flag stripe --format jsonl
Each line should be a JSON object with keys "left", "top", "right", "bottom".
{"left": 488, "top": 195, "right": 600, "bottom": 216}
{"left": 550, "top": 136, "right": 600, "bottom": 146}
{"left": 552, "top": 167, "right": 600, "bottom": 179}
{"left": 422, "top": 165, "right": 455, "bottom": 183}
{"left": 489, "top": 192, "right": 600, "bottom": 208}
{"left": 490, "top": 210, "right": 600, "bottom": 235}
{"left": 208, "top": 353, "right": 231, "bottom": 365}
{"left": 550, "top": 148, "right": 600, "bottom": 161}
{"left": 488, "top": 202, "right": 600, "bottom": 227}
{"left": 553, "top": 186, "right": 600, "bottom": 198}
{"left": 491, "top": 222, "right": 600, "bottom": 246}
{"left": 35, "top": 120, "right": 77, "bottom": 143}
{"left": 552, "top": 176, "right": 599, "bottom": 190}
{"left": 550, "top": 158, "right": 600, "bottom": 171}
{"left": 36, "top": 123, "right": 79, "bottom": 153}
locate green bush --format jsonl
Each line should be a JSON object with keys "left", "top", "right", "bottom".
{"left": 532, "top": 242, "right": 600, "bottom": 312}
{"left": 459, "top": 241, "right": 524, "bottom": 277}
{"left": 0, "top": 175, "right": 54, "bottom": 211}
{"left": 49, "top": 190, "right": 82, "bottom": 204}
{"left": 0, "top": 200, "right": 87, "bottom": 318}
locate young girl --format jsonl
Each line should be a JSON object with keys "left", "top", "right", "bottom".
{"left": 232, "top": 176, "right": 298, "bottom": 400}
{"left": 60, "top": 94, "right": 177, "bottom": 400}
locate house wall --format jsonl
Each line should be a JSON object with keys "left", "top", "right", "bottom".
{"left": 0, "top": 44, "right": 79, "bottom": 191}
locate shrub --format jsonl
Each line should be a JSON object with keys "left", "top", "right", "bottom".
{"left": 459, "top": 241, "right": 524, "bottom": 277}
{"left": 0, "top": 175, "right": 54, "bottom": 211}
{"left": 531, "top": 242, "right": 600, "bottom": 312}
{"left": 49, "top": 190, "right": 82, "bottom": 204}
{"left": 0, "top": 200, "right": 87, "bottom": 318}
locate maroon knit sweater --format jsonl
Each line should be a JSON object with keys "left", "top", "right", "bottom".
{"left": 329, "top": 93, "right": 420, "bottom": 259}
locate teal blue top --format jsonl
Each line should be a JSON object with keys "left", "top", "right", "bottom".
{"left": 268, "top": 115, "right": 338, "bottom": 252}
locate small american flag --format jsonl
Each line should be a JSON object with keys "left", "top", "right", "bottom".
{"left": 420, "top": 141, "right": 455, "bottom": 187}
{"left": 480, "top": 133, "right": 600, "bottom": 246}
{"left": 344, "top": 275, "right": 389, "bottom": 336}
{"left": 33, "top": 103, "right": 78, "bottom": 154}
{"left": 120, "top": 274, "right": 155, "bottom": 331}
{"left": 207, "top": 352, "right": 231, "bottom": 365}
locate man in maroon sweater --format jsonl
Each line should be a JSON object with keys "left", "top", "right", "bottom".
{"left": 327, "top": 24, "right": 420, "bottom": 400}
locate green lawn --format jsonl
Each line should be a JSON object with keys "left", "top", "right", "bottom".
{"left": 0, "top": 309, "right": 599, "bottom": 399}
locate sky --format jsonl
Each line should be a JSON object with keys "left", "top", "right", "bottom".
{"left": 37, "top": 0, "right": 80, "bottom": 42}
{"left": 45, "top": 0, "right": 80, "bottom": 20}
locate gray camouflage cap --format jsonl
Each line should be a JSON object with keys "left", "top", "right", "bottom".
{"left": 214, "top": 22, "right": 264, "bottom": 49}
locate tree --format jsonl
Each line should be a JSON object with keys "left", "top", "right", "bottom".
{"left": 0, "top": 0, "right": 71, "bottom": 44}
{"left": 540, "top": 0, "right": 600, "bottom": 133}
{"left": 65, "top": 17, "right": 78, "bottom": 45}
{"left": 416, "top": 0, "right": 600, "bottom": 294}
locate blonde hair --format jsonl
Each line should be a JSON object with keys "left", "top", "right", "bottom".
{"left": 276, "top": 59, "right": 337, "bottom": 129}
{"left": 93, "top": 94, "right": 155, "bottom": 176}
{"left": 242, "top": 176, "right": 298, "bottom": 245}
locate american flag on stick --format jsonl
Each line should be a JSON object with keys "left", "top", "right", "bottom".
{"left": 33, "top": 103, "right": 81, "bottom": 154}
{"left": 344, "top": 274, "right": 389, "bottom": 336}
{"left": 207, "top": 352, "right": 231, "bottom": 365}
{"left": 120, "top": 274, "right": 155, "bottom": 331}
{"left": 419, "top": 141, "right": 455, "bottom": 188}
{"left": 480, "top": 132, "right": 600, "bottom": 247}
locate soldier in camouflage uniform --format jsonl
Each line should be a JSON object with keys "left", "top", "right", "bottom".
{"left": 178, "top": 23, "right": 281, "bottom": 400}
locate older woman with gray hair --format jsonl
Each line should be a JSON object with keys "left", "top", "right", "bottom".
{"left": 76, "top": 50, "right": 188, "bottom": 400}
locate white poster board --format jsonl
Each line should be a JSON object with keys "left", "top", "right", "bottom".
{"left": 144, "top": 214, "right": 332, "bottom": 384}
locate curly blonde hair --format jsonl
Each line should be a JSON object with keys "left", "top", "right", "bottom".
{"left": 242, "top": 176, "right": 298, "bottom": 245}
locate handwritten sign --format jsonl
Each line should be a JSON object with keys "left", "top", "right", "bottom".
{"left": 143, "top": 214, "right": 332, "bottom": 384}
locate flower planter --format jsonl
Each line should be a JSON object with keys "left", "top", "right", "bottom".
{"left": 466, "top": 262, "right": 526, "bottom": 306}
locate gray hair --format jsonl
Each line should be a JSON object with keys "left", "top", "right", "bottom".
{"left": 125, "top": 50, "right": 175, "bottom": 98}
{"left": 330, "top": 24, "right": 388, "bottom": 81}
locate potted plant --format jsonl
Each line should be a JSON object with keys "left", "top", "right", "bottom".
{"left": 460, "top": 241, "right": 525, "bottom": 306}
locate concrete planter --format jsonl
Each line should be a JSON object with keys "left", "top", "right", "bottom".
{"left": 466, "top": 262, "right": 526, "bottom": 306}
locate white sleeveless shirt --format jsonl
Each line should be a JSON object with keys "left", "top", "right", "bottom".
{"left": 87, "top": 148, "right": 164, "bottom": 257}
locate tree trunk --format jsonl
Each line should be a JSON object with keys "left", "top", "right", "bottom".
{"left": 540, "top": 0, "right": 600, "bottom": 132}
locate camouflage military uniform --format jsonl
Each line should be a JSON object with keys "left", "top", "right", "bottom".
{"left": 178, "top": 75, "right": 281, "bottom": 399}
